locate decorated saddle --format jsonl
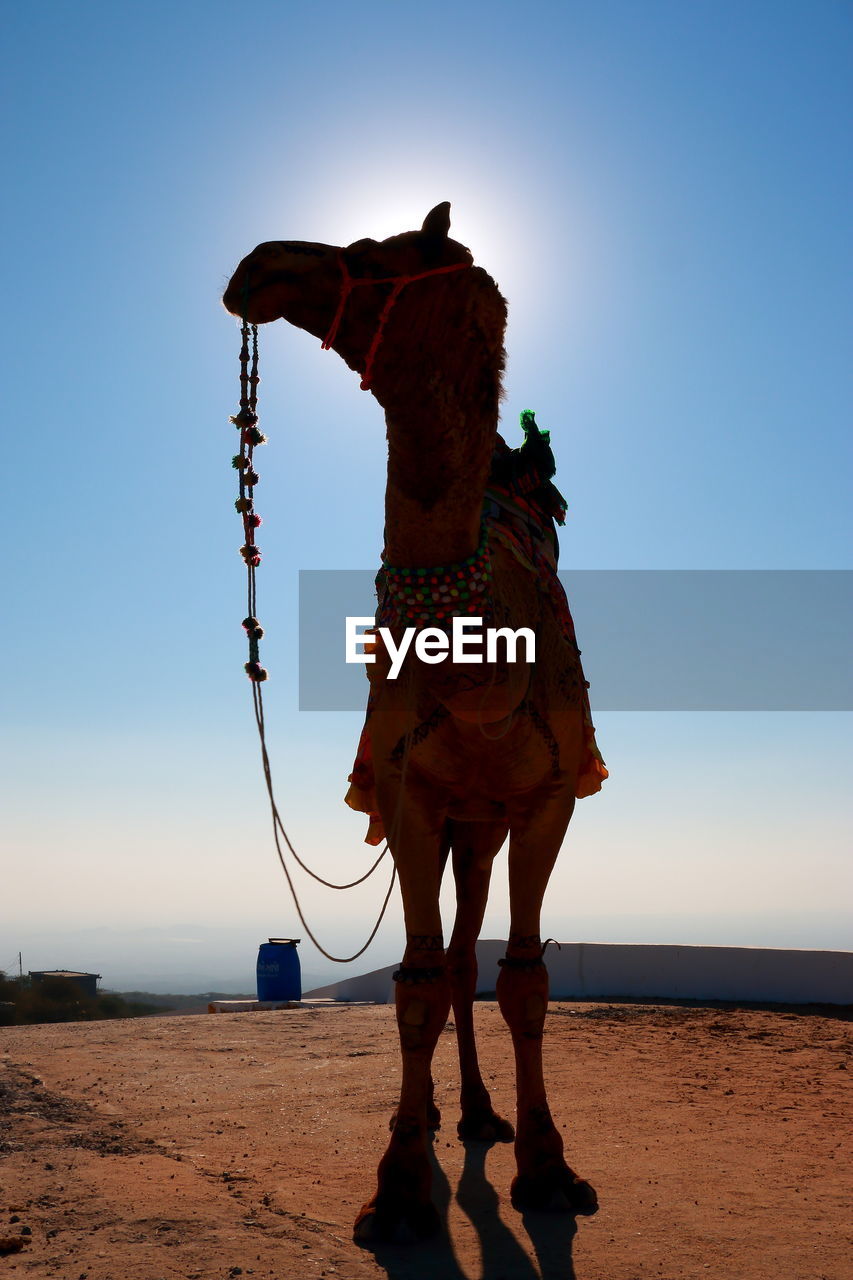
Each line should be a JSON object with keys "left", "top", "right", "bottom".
{"left": 346, "top": 411, "right": 608, "bottom": 843}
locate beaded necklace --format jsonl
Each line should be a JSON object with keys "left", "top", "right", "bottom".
{"left": 380, "top": 523, "right": 492, "bottom": 628}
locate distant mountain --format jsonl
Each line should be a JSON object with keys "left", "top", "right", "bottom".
{"left": 103, "top": 990, "right": 256, "bottom": 1012}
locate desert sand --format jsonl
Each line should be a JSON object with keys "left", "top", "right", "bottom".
{"left": 1, "top": 1000, "right": 850, "bottom": 1279}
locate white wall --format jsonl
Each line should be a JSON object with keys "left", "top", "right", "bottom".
{"left": 305, "top": 940, "right": 853, "bottom": 1006}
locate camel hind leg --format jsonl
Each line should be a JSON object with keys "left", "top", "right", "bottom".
{"left": 395, "top": 817, "right": 512, "bottom": 1140}
{"left": 445, "top": 819, "right": 515, "bottom": 1143}
{"left": 499, "top": 782, "right": 598, "bottom": 1215}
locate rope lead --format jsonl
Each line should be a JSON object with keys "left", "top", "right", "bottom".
{"left": 231, "top": 320, "right": 395, "bottom": 963}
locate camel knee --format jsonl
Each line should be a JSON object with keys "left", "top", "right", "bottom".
{"left": 446, "top": 945, "right": 478, "bottom": 995}
{"left": 394, "top": 965, "right": 451, "bottom": 1052}
{"left": 496, "top": 959, "right": 549, "bottom": 1039}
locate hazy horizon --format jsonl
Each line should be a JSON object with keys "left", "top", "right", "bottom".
{"left": 4, "top": 909, "right": 851, "bottom": 997}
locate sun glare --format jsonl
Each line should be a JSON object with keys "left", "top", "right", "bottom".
{"left": 256, "top": 137, "right": 593, "bottom": 366}
{"left": 269, "top": 157, "right": 539, "bottom": 308}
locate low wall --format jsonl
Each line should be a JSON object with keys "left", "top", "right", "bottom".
{"left": 305, "top": 941, "right": 853, "bottom": 1006}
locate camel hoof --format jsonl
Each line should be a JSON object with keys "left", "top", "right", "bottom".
{"left": 510, "top": 1165, "right": 598, "bottom": 1216}
{"left": 353, "top": 1196, "right": 441, "bottom": 1246}
{"left": 457, "top": 1110, "right": 515, "bottom": 1144}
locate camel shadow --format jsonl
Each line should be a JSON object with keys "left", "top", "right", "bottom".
{"left": 363, "top": 1137, "right": 580, "bottom": 1280}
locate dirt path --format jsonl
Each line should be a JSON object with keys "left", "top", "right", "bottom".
{"left": 1, "top": 1002, "right": 850, "bottom": 1279}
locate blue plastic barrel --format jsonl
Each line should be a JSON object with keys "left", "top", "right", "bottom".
{"left": 256, "top": 938, "right": 301, "bottom": 1002}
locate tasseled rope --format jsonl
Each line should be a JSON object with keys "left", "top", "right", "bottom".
{"left": 230, "top": 322, "right": 396, "bottom": 964}
{"left": 231, "top": 321, "right": 267, "bottom": 680}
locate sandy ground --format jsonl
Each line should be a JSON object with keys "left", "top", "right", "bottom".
{"left": 1, "top": 1001, "right": 850, "bottom": 1280}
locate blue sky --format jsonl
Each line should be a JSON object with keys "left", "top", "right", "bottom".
{"left": 1, "top": 1, "right": 850, "bottom": 990}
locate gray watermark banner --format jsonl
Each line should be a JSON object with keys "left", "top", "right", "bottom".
{"left": 298, "top": 570, "right": 852, "bottom": 712}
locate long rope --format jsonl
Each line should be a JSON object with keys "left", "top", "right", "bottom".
{"left": 252, "top": 680, "right": 398, "bottom": 963}
{"left": 233, "top": 319, "right": 397, "bottom": 963}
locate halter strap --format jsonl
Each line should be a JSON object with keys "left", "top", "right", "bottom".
{"left": 321, "top": 251, "right": 471, "bottom": 391}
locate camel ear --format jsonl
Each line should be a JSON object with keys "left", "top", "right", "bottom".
{"left": 421, "top": 202, "right": 451, "bottom": 239}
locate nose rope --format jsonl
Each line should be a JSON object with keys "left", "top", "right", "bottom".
{"left": 322, "top": 251, "right": 471, "bottom": 391}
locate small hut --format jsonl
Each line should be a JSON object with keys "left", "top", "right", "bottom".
{"left": 28, "top": 970, "right": 101, "bottom": 1000}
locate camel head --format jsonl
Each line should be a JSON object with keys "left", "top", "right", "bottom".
{"left": 222, "top": 203, "right": 505, "bottom": 395}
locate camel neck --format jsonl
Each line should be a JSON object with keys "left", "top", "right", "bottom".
{"left": 364, "top": 264, "right": 507, "bottom": 569}
{"left": 382, "top": 390, "right": 497, "bottom": 568}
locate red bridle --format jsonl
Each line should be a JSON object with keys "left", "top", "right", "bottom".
{"left": 321, "top": 251, "right": 472, "bottom": 391}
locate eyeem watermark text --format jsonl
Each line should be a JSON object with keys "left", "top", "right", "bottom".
{"left": 346, "top": 616, "right": 536, "bottom": 680}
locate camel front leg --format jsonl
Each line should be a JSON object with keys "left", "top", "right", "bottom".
{"left": 498, "top": 788, "right": 598, "bottom": 1215}
{"left": 354, "top": 798, "right": 451, "bottom": 1244}
{"left": 446, "top": 820, "right": 515, "bottom": 1143}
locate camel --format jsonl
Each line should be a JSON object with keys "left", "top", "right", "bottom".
{"left": 223, "top": 202, "right": 607, "bottom": 1243}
